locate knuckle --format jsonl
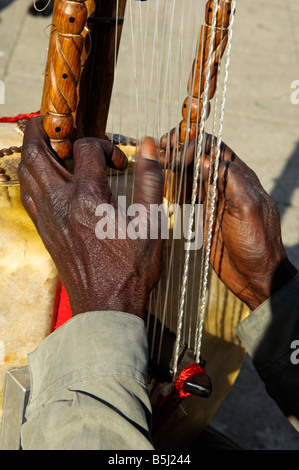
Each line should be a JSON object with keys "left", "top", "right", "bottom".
{"left": 74, "top": 136, "right": 95, "bottom": 150}
{"left": 75, "top": 137, "right": 104, "bottom": 154}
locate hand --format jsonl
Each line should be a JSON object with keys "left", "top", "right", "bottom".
{"left": 18, "top": 117, "right": 165, "bottom": 319}
{"left": 160, "top": 131, "right": 298, "bottom": 311}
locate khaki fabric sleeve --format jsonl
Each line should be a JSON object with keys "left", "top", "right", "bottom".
{"left": 235, "top": 273, "right": 299, "bottom": 431}
{"left": 21, "top": 311, "right": 154, "bottom": 450}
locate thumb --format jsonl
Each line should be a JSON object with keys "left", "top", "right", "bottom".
{"left": 135, "top": 137, "right": 164, "bottom": 210}
{"left": 134, "top": 138, "right": 165, "bottom": 239}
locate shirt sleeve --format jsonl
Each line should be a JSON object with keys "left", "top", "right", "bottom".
{"left": 21, "top": 311, "right": 154, "bottom": 450}
{"left": 235, "top": 273, "right": 299, "bottom": 431}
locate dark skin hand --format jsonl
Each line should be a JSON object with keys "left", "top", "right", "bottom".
{"left": 160, "top": 130, "right": 298, "bottom": 311}
{"left": 18, "top": 117, "right": 164, "bottom": 319}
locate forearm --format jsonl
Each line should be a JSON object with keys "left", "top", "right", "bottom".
{"left": 235, "top": 272, "right": 299, "bottom": 431}
{"left": 21, "top": 311, "right": 154, "bottom": 450}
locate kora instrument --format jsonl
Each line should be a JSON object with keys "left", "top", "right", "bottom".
{"left": 0, "top": 0, "right": 250, "bottom": 450}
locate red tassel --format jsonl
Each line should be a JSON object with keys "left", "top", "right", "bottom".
{"left": 0, "top": 111, "right": 40, "bottom": 123}
{"left": 55, "top": 285, "right": 72, "bottom": 329}
{"left": 174, "top": 362, "right": 206, "bottom": 399}
{"left": 151, "top": 363, "right": 206, "bottom": 435}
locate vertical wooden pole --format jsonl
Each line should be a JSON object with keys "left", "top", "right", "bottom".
{"left": 179, "top": 0, "right": 232, "bottom": 144}
{"left": 164, "top": 0, "right": 233, "bottom": 202}
{"left": 76, "top": 0, "right": 127, "bottom": 139}
{"left": 41, "top": 0, "right": 89, "bottom": 159}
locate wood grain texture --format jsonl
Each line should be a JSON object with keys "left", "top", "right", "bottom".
{"left": 164, "top": 0, "right": 233, "bottom": 203}
{"left": 41, "top": 0, "right": 88, "bottom": 159}
{"left": 179, "top": 0, "right": 233, "bottom": 143}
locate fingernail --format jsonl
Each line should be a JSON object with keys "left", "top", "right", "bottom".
{"left": 203, "top": 155, "right": 213, "bottom": 169}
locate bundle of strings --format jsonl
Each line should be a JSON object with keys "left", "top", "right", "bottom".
{"left": 106, "top": 0, "right": 236, "bottom": 377}
{"left": 53, "top": 0, "right": 237, "bottom": 390}
{"left": 0, "top": 0, "right": 236, "bottom": 390}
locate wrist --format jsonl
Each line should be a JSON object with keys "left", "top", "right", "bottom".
{"left": 247, "top": 257, "right": 298, "bottom": 311}
{"left": 267, "top": 257, "right": 298, "bottom": 297}
{"left": 69, "top": 290, "right": 147, "bottom": 320}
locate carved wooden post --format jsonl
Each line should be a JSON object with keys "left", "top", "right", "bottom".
{"left": 41, "top": 0, "right": 89, "bottom": 159}
{"left": 179, "top": 0, "right": 233, "bottom": 144}
{"left": 164, "top": 0, "right": 233, "bottom": 202}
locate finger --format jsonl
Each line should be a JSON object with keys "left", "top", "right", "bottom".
{"left": 216, "top": 160, "right": 265, "bottom": 215}
{"left": 135, "top": 137, "right": 164, "bottom": 210}
{"left": 19, "top": 188, "right": 38, "bottom": 227}
{"left": 160, "top": 128, "right": 177, "bottom": 151}
{"left": 100, "top": 139, "right": 128, "bottom": 171}
{"left": 21, "top": 116, "right": 72, "bottom": 189}
{"left": 161, "top": 131, "right": 258, "bottom": 184}
{"left": 18, "top": 160, "right": 41, "bottom": 198}
{"left": 19, "top": 186, "right": 53, "bottom": 257}
{"left": 18, "top": 162, "right": 44, "bottom": 216}
{"left": 73, "top": 137, "right": 127, "bottom": 176}
{"left": 72, "top": 138, "right": 115, "bottom": 202}
{"left": 159, "top": 128, "right": 178, "bottom": 168}
{"left": 204, "top": 134, "right": 259, "bottom": 182}
{"left": 160, "top": 131, "right": 198, "bottom": 173}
